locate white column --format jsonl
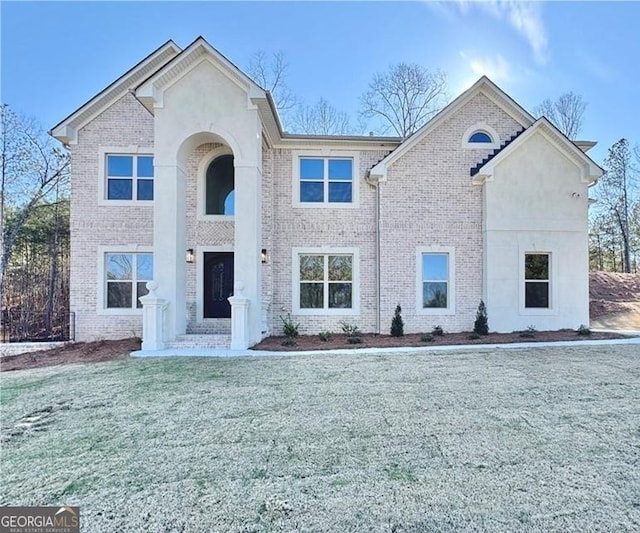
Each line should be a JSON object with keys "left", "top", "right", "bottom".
{"left": 233, "top": 164, "right": 262, "bottom": 345}
{"left": 229, "top": 282, "right": 250, "bottom": 350}
{"left": 152, "top": 163, "right": 187, "bottom": 342}
{"left": 140, "top": 281, "right": 168, "bottom": 351}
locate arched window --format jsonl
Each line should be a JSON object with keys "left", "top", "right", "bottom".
{"left": 468, "top": 130, "right": 493, "bottom": 144}
{"left": 205, "top": 155, "right": 234, "bottom": 215}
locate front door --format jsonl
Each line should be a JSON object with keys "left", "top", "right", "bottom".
{"left": 203, "top": 252, "right": 234, "bottom": 318}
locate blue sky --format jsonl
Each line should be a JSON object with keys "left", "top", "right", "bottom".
{"left": 2, "top": 1, "right": 638, "bottom": 164}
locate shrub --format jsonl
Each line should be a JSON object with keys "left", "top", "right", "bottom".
{"left": 339, "top": 320, "right": 360, "bottom": 337}
{"left": 281, "top": 338, "right": 296, "bottom": 347}
{"left": 390, "top": 304, "right": 404, "bottom": 337}
{"left": 319, "top": 330, "right": 332, "bottom": 342}
{"left": 347, "top": 336, "right": 363, "bottom": 344}
{"left": 519, "top": 325, "right": 537, "bottom": 338}
{"left": 468, "top": 332, "right": 481, "bottom": 340}
{"left": 280, "top": 314, "right": 299, "bottom": 340}
{"left": 473, "top": 300, "right": 489, "bottom": 336}
{"left": 432, "top": 325, "right": 444, "bottom": 336}
{"left": 420, "top": 333, "right": 434, "bottom": 342}
{"left": 576, "top": 324, "right": 592, "bottom": 336}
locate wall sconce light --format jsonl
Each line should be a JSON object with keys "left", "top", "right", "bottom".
{"left": 261, "top": 248, "right": 268, "bottom": 264}
{"left": 186, "top": 249, "right": 195, "bottom": 263}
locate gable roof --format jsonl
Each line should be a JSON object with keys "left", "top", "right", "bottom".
{"left": 50, "top": 40, "right": 182, "bottom": 145}
{"left": 135, "top": 36, "right": 286, "bottom": 146}
{"left": 368, "top": 76, "right": 535, "bottom": 181}
{"left": 471, "top": 117, "right": 603, "bottom": 185}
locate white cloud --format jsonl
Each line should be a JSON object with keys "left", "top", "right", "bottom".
{"left": 451, "top": 0, "right": 548, "bottom": 64}
{"left": 466, "top": 53, "right": 512, "bottom": 82}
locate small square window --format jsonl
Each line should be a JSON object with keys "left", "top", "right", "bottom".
{"left": 105, "top": 253, "right": 153, "bottom": 309}
{"left": 298, "top": 253, "right": 353, "bottom": 310}
{"left": 106, "top": 154, "right": 154, "bottom": 201}
{"left": 299, "top": 157, "right": 353, "bottom": 205}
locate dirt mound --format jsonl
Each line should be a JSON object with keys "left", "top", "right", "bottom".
{"left": 0, "top": 338, "right": 140, "bottom": 372}
{"left": 590, "top": 271, "right": 640, "bottom": 319}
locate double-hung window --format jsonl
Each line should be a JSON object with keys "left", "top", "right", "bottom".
{"left": 299, "top": 157, "right": 353, "bottom": 204}
{"left": 416, "top": 247, "right": 455, "bottom": 314}
{"left": 524, "top": 253, "right": 550, "bottom": 308}
{"left": 106, "top": 154, "right": 154, "bottom": 200}
{"left": 105, "top": 253, "right": 153, "bottom": 309}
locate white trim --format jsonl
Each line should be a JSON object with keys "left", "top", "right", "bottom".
{"left": 292, "top": 247, "right": 360, "bottom": 316}
{"left": 195, "top": 246, "right": 234, "bottom": 322}
{"left": 97, "top": 146, "right": 154, "bottom": 206}
{"left": 291, "top": 150, "right": 360, "bottom": 209}
{"left": 196, "top": 145, "right": 235, "bottom": 220}
{"left": 415, "top": 246, "right": 456, "bottom": 316}
{"left": 462, "top": 123, "right": 500, "bottom": 149}
{"left": 96, "top": 245, "right": 153, "bottom": 315}
{"left": 519, "top": 250, "right": 558, "bottom": 316}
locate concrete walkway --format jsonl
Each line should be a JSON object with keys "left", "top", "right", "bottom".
{"left": 132, "top": 334, "right": 640, "bottom": 359}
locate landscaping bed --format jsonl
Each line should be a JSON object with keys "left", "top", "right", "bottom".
{"left": 253, "top": 328, "right": 628, "bottom": 352}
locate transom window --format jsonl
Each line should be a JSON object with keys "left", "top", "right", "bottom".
{"left": 299, "top": 158, "right": 353, "bottom": 204}
{"left": 524, "top": 253, "right": 550, "bottom": 308}
{"left": 105, "top": 253, "right": 153, "bottom": 309}
{"left": 422, "top": 253, "right": 449, "bottom": 308}
{"left": 468, "top": 130, "right": 493, "bottom": 144}
{"left": 106, "top": 154, "right": 154, "bottom": 200}
{"left": 299, "top": 254, "right": 353, "bottom": 309}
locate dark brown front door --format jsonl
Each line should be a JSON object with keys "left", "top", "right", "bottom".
{"left": 203, "top": 252, "right": 234, "bottom": 318}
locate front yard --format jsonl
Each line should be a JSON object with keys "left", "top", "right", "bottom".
{"left": 1, "top": 345, "right": 639, "bottom": 531}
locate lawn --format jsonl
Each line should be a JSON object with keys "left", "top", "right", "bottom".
{"left": 1, "top": 345, "right": 639, "bottom": 532}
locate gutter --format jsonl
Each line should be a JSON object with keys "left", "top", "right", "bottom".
{"left": 365, "top": 173, "right": 381, "bottom": 335}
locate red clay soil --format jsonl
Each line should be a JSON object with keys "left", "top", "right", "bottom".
{"left": 253, "top": 330, "right": 627, "bottom": 352}
{"left": 0, "top": 338, "right": 140, "bottom": 372}
{"left": 589, "top": 271, "right": 640, "bottom": 319}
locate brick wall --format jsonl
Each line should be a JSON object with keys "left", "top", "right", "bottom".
{"left": 70, "top": 93, "right": 153, "bottom": 341}
{"left": 380, "top": 93, "right": 522, "bottom": 334}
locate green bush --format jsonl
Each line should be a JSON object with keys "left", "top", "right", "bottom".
{"left": 347, "top": 336, "right": 363, "bottom": 344}
{"left": 432, "top": 325, "right": 444, "bottom": 336}
{"left": 473, "top": 300, "right": 489, "bottom": 336}
{"left": 339, "top": 321, "right": 360, "bottom": 337}
{"left": 390, "top": 305, "right": 404, "bottom": 337}
{"left": 576, "top": 324, "right": 592, "bottom": 336}
{"left": 519, "top": 325, "right": 537, "bottom": 338}
{"left": 468, "top": 332, "right": 481, "bottom": 340}
{"left": 319, "top": 330, "right": 332, "bottom": 342}
{"left": 420, "top": 333, "right": 434, "bottom": 342}
{"left": 280, "top": 314, "right": 299, "bottom": 340}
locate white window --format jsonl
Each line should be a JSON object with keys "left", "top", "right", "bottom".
{"left": 293, "top": 151, "right": 359, "bottom": 208}
{"left": 416, "top": 247, "right": 455, "bottom": 315}
{"left": 106, "top": 154, "right": 153, "bottom": 200}
{"left": 104, "top": 252, "right": 153, "bottom": 309}
{"left": 292, "top": 247, "right": 359, "bottom": 315}
{"left": 462, "top": 124, "right": 499, "bottom": 149}
{"left": 524, "top": 253, "right": 550, "bottom": 309}
{"left": 98, "top": 147, "right": 154, "bottom": 205}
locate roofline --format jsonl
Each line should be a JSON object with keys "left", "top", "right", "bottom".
{"left": 473, "top": 117, "right": 603, "bottom": 185}
{"left": 281, "top": 133, "right": 401, "bottom": 143}
{"left": 50, "top": 40, "right": 181, "bottom": 138}
{"left": 369, "top": 75, "right": 535, "bottom": 181}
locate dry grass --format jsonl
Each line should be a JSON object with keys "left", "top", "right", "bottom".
{"left": 1, "top": 345, "right": 639, "bottom": 532}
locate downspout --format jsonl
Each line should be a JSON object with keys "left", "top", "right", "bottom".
{"left": 365, "top": 173, "right": 381, "bottom": 335}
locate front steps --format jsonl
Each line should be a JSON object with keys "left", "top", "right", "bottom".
{"left": 165, "top": 334, "right": 231, "bottom": 350}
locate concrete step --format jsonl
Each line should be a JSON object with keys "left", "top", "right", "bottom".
{"left": 166, "top": 334, "right": 231, "bottom": 350}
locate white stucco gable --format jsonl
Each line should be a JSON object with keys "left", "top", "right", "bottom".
{"left": 471, "top": 117, "right": 603, "bottom": 186}
{"left": 368, "top": 76, "right": 535, "bottom": 182}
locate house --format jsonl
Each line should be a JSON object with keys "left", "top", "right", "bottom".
{"left": 51, "top": 37, "right": 603, "bottom": 351}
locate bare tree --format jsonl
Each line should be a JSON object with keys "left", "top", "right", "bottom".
{"left": 596, "top": 138, "right": 637, "bottom": 273}
{"left": 290, "top": 98, "right": 351, "bottom": 135}
{"left": 534, "top": 92, "right": 586, "bottom": 139}
{"left": 247, "top": 50, "right": 297, "bottom": 126}
{"left": 1, "top": 104, "right": 69, "bottom": 303}
{"left": 359, "top": 63, "right": 448, "bottom": 138}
